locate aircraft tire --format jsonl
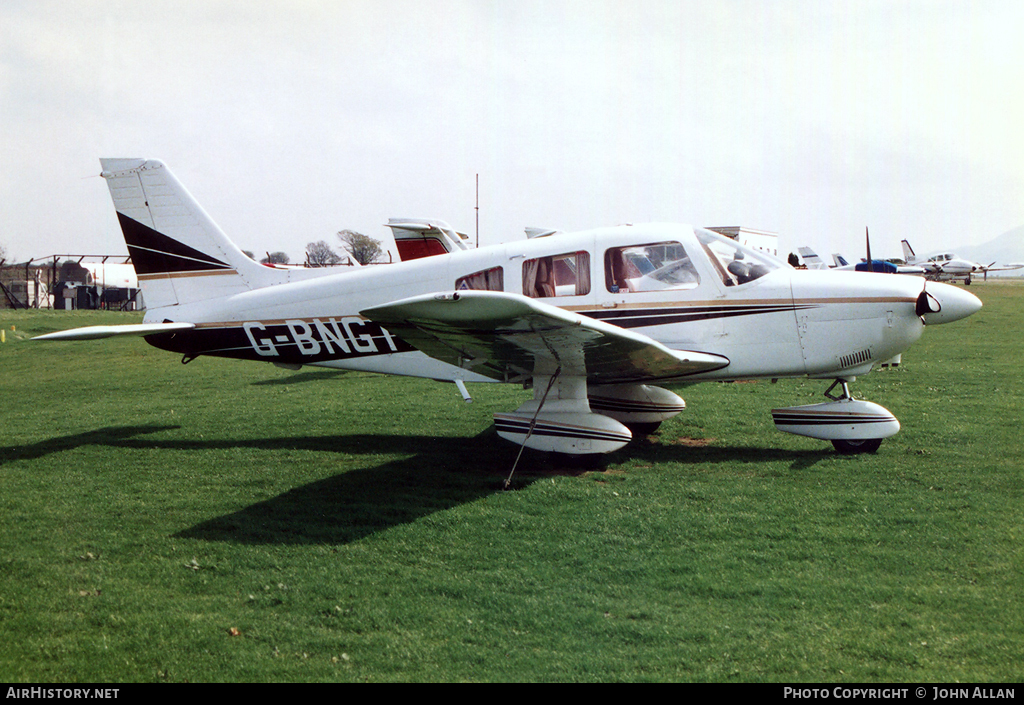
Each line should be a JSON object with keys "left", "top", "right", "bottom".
{"left": 831, "top": 438, "right": 883, "bottom": 454}
{"left": 626, "top": 422, "right": 662, "bottom": 437}
{"left": 551, "top": 452, "right": 608, "bottom": 469}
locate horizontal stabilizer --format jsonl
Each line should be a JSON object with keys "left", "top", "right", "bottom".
{"left": 33, "top": 322, "right": 196, "bottom": 341}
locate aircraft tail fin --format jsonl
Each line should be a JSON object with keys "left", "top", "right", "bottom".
{"left": 101, "top": 159, "right": 260, "bottom": 309}
{"left": 901, "top": 239, "right": 915, "bottom": 262}
{"left": 386, "top": 219, "right": 470, "bottom": 261}
{"left": 797, "top": 247, "right": 828, "bottom": 269}
{"left": 100, "top": 159, "right": 334, "bottom": 312}
{"left": 832, "top": 253, "right": 850, "bottom": 267}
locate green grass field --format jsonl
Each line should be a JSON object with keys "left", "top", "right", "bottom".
{"left": 1, "top": 283, "right": 1021, "bottom": 682}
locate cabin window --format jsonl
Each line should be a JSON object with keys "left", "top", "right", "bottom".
{"left": 695, "top": 227, "right": 778, "bottom": 286}
{"left": 455, "top": 267, "right": 504, "bottom": 291}
{"left": 522, "top": 251, "right": 590, "bottom": 298}
{"left": 604, "top": 242, "right": 700, "bottom": 292}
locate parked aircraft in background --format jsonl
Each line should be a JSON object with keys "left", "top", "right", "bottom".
{"left": 795, "top": 247, "right": 829, "bottom": 270}
{"left": 387, "top": 219, "right": 470, "bottom": 261}
{"left": 828, "top": 252, "right": 926, "bottom": 276}
{"left": 79, "top": 261, "right": 138, "bottom": 291}
{"left": 797, "top": 246, "right": 914, "bottom": 274}
{"left": 901, "top": 240, "right": 1023, "bottom": 284}
{"left": 800, "top": 228, "right": 924, "bottom": 275}
{"left": 37, "top": 160, "right": 982, "bottom": 466}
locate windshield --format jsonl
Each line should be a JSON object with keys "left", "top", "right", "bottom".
{"left": 694, "top": 227, "right": 780, "bottom": 286}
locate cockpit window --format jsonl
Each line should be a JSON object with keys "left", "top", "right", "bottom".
{"left": 694, "top": 227, "right": 779, "bottom": 286}
{"left": 605, "top": 242, "right": 700, "bottom": 292}
{"left": 523, "top": 251, "right": 591, "bottom": 298}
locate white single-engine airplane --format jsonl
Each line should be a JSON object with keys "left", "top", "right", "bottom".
{"left": 901, "top": 239, "right": 1023, "bottom": 284}
{"left": 37, "top": 159, "right": 983, "bottom": 458}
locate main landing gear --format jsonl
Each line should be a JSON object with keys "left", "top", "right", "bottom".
{"left": 495, "top": 372, "right": 687, "bottom": 487}
{"left": 771, "top": 379, "right": 900, "bottom": 454}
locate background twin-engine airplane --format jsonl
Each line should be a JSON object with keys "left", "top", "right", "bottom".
{"left": 899, "top": 239, "right": 1023, "bottom": 285}
{"left": 37, "top": 159, "right": 983, "bottom": 459}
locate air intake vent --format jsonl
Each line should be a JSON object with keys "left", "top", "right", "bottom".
{"left": 839, "top": 348, "right": 873, "bottom": 369}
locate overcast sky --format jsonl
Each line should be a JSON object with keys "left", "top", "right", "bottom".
{"left": 2, "top": 0, "right": 1022, "bottom": 264}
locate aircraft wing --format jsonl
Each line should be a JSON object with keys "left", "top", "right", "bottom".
{"left": 361, "top": 290, "right": 730, "bottom": 383}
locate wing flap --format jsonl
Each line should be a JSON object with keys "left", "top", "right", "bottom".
{"left": 361, "top": 291, "right": 729, "bottom": 383}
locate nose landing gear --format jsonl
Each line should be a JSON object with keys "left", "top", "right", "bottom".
{"left": 771, "top": 379, "right": 899, "bottom": 454}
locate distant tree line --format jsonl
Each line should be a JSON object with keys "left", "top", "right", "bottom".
{"left": 261, "top": 252, "right": 291, "bottom": 265}
{"left": 306, "top": 241, "right": 341, "bottom": 266}
{"left": 297, "top": 231, "right": 384, "bottom": 267}
{"left": 238, "top": 230, "right": 386, "bottom": 267}
{"left": 335, "top": 230, "right": 383, "bottom": 265}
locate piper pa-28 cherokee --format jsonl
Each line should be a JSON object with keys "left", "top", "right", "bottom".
{"left": 37, "top": 159, "right": 983, "bottom": 459}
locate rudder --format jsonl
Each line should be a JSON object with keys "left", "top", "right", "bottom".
{"left": 901, "top": 239, "right": 916, "bottom": 262}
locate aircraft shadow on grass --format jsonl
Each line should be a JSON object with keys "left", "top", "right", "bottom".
{"left": 0, "top": 425, "right": 181, "bottom": 465}
{"left": 174, "top": 432, "right": 831, "bottom": 549}
{"left": 172, "top": 434, "right": 831, "bottom": 546}
{"left": 248, "top": 369, "right": 354, "bottom": 386}
{"left": 2, "top": 423, "right": 832, "bottom": 546}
